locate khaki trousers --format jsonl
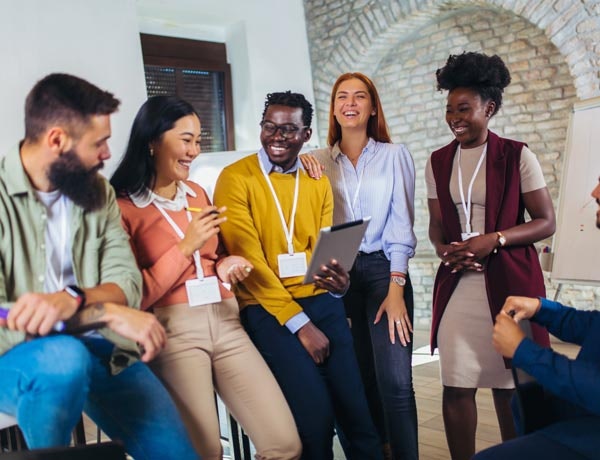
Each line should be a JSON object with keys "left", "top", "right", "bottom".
{"left": 150, "top": 298, "right": 301, "bottom": 460}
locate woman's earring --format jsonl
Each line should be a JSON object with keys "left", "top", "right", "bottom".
{"left": 371, "top": 111, "right": 376, "bottom": 116}
{"left": 150, "top": 148, "right": 154, "bottom": 157}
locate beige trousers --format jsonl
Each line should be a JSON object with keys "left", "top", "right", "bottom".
{"left": 150, "top": 298, "right": 301, "bottom": 460}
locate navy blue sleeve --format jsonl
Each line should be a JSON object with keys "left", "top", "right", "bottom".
{"left": 532, "top": 298, "right": 597, "bottom": 346}
{"left": 513, "top": 298, "right": 600, "bottom": 416}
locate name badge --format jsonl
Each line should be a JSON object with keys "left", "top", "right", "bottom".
{"left": 461, "top": 232, "right": 481, "bottom": 241}
{"left": 185, "top": 276, "right": 222, "bottom": 307}
{"left": 278, "top": 252, "right": 307, "bottom": 278}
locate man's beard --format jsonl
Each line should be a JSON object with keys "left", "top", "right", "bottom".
{"left": 47, "top": 150, "right": 106, "bottom": 212}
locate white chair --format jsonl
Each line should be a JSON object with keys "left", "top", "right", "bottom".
{"left": 0, "top": 412, "right": 26, "bottom": 453}
{"left": 0, "top": 413, "right": 17, "bottom": 431}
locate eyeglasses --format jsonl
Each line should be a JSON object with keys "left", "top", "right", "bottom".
{"left": 260, "top": 121, "right": 308, "bottom": 139}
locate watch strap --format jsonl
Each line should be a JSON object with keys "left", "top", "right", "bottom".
{"left": 64, "top": 285, "right": 86, "bottom": 311}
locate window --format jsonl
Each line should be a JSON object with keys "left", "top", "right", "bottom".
{"left": 141, "top": 34, "right": 235, "bottom": 152}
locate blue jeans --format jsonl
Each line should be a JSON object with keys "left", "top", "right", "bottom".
{"left": 343, "top": 251, "right": 418, "bottom": 460}
{"left": 241, "top": 294, "right": 381, "bottom": 460}
{"left": 0, "top": 335, "right": 199, "bottom": 460}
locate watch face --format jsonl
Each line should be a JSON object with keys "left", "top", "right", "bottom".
{"left": 391, "top": 276, "right": 406, "bottom": 286}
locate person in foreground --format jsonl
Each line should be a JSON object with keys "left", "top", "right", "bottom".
{"left": 426, "top": 52, "right": 555, "bottom": 460}
{"left": 302, "top": 72, "right": 418, "bottom": 460}
{"left": 472, "top": 177, "right": 600, "bottom": 460}
{"left": 0, "top": 74, "right": 198, "bottom": 460}
{"left": 111, "top": 95, "right": 301, "bottom": 460}
{"left": 213, "top": 91, "right": 381, "bottom": 460}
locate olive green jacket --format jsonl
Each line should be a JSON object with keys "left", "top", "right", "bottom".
{"left": 0, "top": 146, "right": 143, "bottom": 374}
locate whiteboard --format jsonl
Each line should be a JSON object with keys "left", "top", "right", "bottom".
{"left": 551, "top": 97, "right": 600, "bottom": 285}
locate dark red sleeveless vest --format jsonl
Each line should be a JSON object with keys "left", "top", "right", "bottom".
{"left": 429, "top": 131, "right": 550, "bottom": 357}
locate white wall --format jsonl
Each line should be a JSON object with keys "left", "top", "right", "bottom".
{"left": 0, "top": 0, "right": 148, "bottom": 175}
{"left": 0, "top": 0, "right": 318, "bottom": 176}
{"left": 137, "top": 0, "right": 320, "bottom": 151}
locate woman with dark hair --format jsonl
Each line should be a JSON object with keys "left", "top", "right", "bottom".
{"left": 425, "top": 52, "right": 555, "bottom": 460}
{"left": 302, "top": 72, "right": 418, "bottom": 460}
{"left": 111, "top": 96, "right": 301, "bottom": 460}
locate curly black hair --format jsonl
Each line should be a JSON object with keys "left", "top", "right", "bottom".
{"left": 436, "top": 52, "right": 511, "bottom": 116}
{"left": 261, "top": 91, "right": 313, "bottom": 128}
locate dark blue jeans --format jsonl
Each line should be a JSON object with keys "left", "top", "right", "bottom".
{"left": 241, "top": 293, "right": 381, "bottom": 460}
{"left": 0, "top": 335, "right": 199, "bottom": 460}
{"left": 343, "top": 251, "right": 418, "bottom": 460}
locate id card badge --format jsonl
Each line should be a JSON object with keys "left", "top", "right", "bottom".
{"left": 461, "top": 232, "right": 480, "bottom": 241}
{"left": 278, "top": 252, "right": 307, "bottom": 278}
{"left": 185, "top": 276, "right": 222, "bottom": 307}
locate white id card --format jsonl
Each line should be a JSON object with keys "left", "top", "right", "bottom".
{"left": 185, "top": 276, "right": 222, "bottom": 306}
{"left": 461, "top": 232, "right": 481, "bottom": 241}
{"left": 278, "top": 252, "right": 307, "bottom": 278}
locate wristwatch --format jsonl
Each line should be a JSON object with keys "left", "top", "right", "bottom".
{"left": 390, "top": 275, "right": 407, "bottom": 287}
{"left": 496, "top": 231, "right": 507, "bottom": 247}
{"left": 64, "top": 285, "right": 86, "bottom": 311}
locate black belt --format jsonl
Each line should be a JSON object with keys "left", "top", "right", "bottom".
{"left": 357, "top": 250, "right": 385, "bottom": 257}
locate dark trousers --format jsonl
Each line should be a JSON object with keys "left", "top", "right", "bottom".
{"left": 471, "top": 428, "right": 588, "bottom": 460}
{"left": 343, "top": 251, "right": 418, "bottom": 460}
{"left": 241, "top": 293, "right": 381, "bottom": 460}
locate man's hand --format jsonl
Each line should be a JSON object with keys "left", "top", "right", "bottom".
{"left": 492, "top": 312, "right": 526, "bottom": 359}
{"left": 313, "top": 259, "right": 349, "bottom": 295}
{"left": 101, "top": 303, "right": 167, "bottom": 362}
{"left": 501, "top": 296, "right": 541, "bottom": 321}
{"left": 6, "top": 291, "right": 79, "bottom": 336}
{"left": 296, "top": 321, "right": 330, "bottom": 364}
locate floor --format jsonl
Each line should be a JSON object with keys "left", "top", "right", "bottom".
{"left": 82, "top": 327, "right": 579, "bottom": 460}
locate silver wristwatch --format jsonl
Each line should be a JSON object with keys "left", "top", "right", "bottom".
{"left": 390, "top": 275, "right": 406, "bottom": 287}
{"left": 496, "top": 231, "right": 507, "bottom": 247}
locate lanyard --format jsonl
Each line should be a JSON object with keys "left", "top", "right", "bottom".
{"left": 258, "top": 156, "right": 301, "bottom": 255}
{"left": 154, "top": 201, "right": 204, "bottom": 280}
{"left": 339, "top": 158, "right": 365, "bottom": 221}
{"left": 457, "top": 144, "right": 487, "bottom": 234}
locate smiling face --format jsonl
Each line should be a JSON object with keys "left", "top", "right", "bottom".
{"left": 446, "top": 87, "right": 495, "bottom": 149}
{"left": 260, "top": 104, "right": 311, "bottom": 171}
{"left": 333, "top": 78, "right": 374, "bottom": 133}
{"left": 152, "top": 114, "right": 201, "bottom": 187}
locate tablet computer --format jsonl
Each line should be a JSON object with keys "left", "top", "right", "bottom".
{"left": 303, "top": 217, "right": 371, "bottom": 284}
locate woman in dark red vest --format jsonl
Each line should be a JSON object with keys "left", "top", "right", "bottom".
{"left": 425, "top": 52, "right": 555, "bottom": 460}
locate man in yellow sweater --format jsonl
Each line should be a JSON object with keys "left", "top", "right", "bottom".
{"left": 214, "top": 91, "right": 381, "bottom": 460}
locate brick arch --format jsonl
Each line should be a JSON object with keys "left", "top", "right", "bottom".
{"left": 307, "top": 0, "right": 600, "bottom": 101}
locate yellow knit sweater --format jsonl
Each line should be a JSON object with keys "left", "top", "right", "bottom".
{"left": 214, "top": 153, "right": 333, "bottom": 325}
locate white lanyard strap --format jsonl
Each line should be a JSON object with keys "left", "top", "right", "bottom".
{"left": 457, "top": 144, "right": 487, "bottom": 234}
{"left": 339, "top": 159, "right": 365, "bottom": 221}
{"left": 154, "top": 201, "right": 204, "bottom": 279}
{"left": 258, "top": 157, "right": 301, "bottom": 255}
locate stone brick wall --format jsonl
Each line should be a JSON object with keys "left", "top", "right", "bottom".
{"left": 304, "top": 0, "right": 600, "bottom": 327}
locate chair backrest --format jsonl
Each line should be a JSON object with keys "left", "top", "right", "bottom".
{"left": 0, "top": 441, "right": 126, "bottom": 459}
{"left": 0, "top": 413, "right": 17, "bottom": 430}
{"left": 511, "top": 319, "right": 551, "bottom": 434}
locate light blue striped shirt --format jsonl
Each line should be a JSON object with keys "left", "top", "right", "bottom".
{"left": 311, "top": 138, "right": 416, "bottom": 274}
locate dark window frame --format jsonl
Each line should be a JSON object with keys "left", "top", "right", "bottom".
{"left": 140, "top": 33, "right": 235, "bottom": 151}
